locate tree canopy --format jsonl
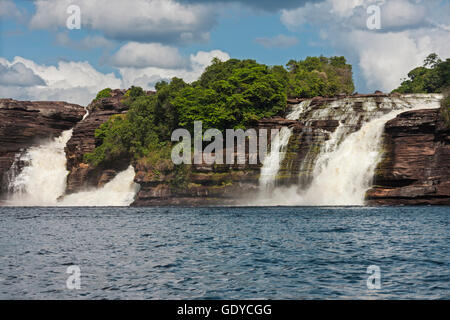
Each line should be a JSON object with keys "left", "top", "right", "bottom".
{"left": 85, "top": 56, "right": 355, "bottom": 167}
{"left": 393, "top": 53, "right": 450, "bottom": 94}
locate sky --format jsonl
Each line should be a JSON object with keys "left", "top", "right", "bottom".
{"left": 0, "top": 0, "right": 449, "bottom": 106}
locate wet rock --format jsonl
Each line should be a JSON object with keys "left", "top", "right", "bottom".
{"left": 0, "top": 98, "right": 84, "bottom": 197}
{"left": 366, "top": 109, "right": 450, "bottom": 205}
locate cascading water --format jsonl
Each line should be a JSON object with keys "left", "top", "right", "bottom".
{"left": 7, "top": 130, "right": 73, "bottom": 205}
{"left": 297, "top": 110, "right": 412, "bottom": 205}
{"left": 5, "top": 110, "right": 139, "bottom": 206}
{"left": 257, "top": 94, "right": 443, "bottom": 205}
{"left": 259, "top": 126, "right": 293, "bottom": 190}
{"left": 58, "top": 166, "right": 139, "bottom": 206}
{"left": 259, "top": 100, "right": 311, "bottom": 190}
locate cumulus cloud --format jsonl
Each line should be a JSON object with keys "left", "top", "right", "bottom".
{"left": 0, "top": 61, "right": 46, "bottom": 87}
{"left": 30, "top": 0, "right": 216, "bottom": 44}
{"left": 110, "top": 42, "right": 188, "bottom": 69}
{"left": 254, "top": 34, "right": 299, "bottom": 48}
{"left": 0, "top": 57, "right": 122, "bottom": 105}
{"left": 281, "top": 0, "right": 450, "bottom": 92}
{"left": 179, "top": 0, "right": 322, "bottom": 11}
{"left": 0, "top": 49, "right": 230, "bottom": 105}
{"left": 118, "top": 49, "right": 230, "bottom": 88}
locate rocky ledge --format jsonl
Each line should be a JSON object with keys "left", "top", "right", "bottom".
{"left": 64, "top": 89, "right": 131, "bottom": 194}
{"left": 0, "top": 98, "right": 85, "bottom": 196}
{"left": 366, "top": 109, "right": 450, "bottom": 205}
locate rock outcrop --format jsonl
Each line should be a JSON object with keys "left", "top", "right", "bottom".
{"left": 64, "top": 89, "right": 131, "bottom": 194}
{"left": 131, "top": 119, "right": 294, "bottom": 206}
{"left": 366, "top": 109, "right": 450, "bottom": 205}
{"left": 0, "top": 98, "right": 85, "bottom": 197}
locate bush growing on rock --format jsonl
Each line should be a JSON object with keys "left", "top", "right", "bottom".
{"left": 94, "top": 88, "right": 112, "bottom": 100}
{"left": 393, "top": 53, "right": 450, "bottom": 94}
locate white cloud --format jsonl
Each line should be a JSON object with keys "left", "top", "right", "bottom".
{"left": 281, "top": 0, "right": 450, "bottom": 92}
{"left": 0, "top": 49, "right": 230, "bottom": 105}
{"left": 0, "top": 57, "right": 122, "bottom": 105}
{"left": 0, "top": 61, "right": 46, "bottom": 87}
{"left": 380, "top": 0, "right": 428, "bottom": 30}
{"left": 347, "top": 30, "right": 434, "bottom": 92}
{"left": 110, "top": 42, "right": 188, "bottom": 69}
{"left": 178, "top": 0, "right": 320, "bottom": 11}
{"left": 118, "top": 49, "right": 230, "bottom": 88}
{"left": 254, "top": 34, "right": 299, "bottom": 48}
{"left": 30, "top": 0, "right": 216, "bottom": 44}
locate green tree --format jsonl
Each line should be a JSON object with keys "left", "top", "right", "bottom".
{"left": 393, "top": 53, "right": 450, "bottom": 93}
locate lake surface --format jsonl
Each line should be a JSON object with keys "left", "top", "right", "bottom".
{"left": 0, "top": 206, "right": 448, "bottom": 299}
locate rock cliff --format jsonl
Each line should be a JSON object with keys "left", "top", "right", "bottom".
{"left": 366, "top": 109, "right": 450, "bottom": 205}
{"left": 0, "top": 98, "right": 85, "bottom": 197}
{"left": 3, "top": 93, "right": 447, "bottom": 206}
{"left": 64, "top": 89, "right": 130, "bottom": 194}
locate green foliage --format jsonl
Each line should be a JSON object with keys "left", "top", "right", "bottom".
{"left": 285, "top": 56, "right": 354, "bottom": 98}
{"left": 95, "top": 88, "right": 112, "bottom": 100}
{"left": 176, "top": 59, "right": 286, "bottom": 131}
{"left": 85, "top": 80, "right": 186, "bottom": 166}
{"left": 125, "top": 85, "right": 145, "bottom": 98}
{"left": 85, "top": 56, "right": 356, "bottom": 187}
{"left": 440, "top": 89, "right": 450, "bottom": 127}
{"left": 393, "top": 53, "right": 450, "bottom": 94}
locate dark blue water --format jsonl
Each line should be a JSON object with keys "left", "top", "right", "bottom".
{"left": 0, "top": 206, "right": 448, "bottom": 299}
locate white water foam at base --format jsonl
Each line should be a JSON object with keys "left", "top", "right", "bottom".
{"left": 5, "top": 130, "right": 139, "bottom": 207}
{"left": 254, "top": 94, "right": 443, "bottom": 206}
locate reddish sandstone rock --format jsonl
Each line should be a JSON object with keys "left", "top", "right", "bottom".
{"left": 366, "top": 109, "right": 450, "bottom": 205}
{"left": 0, "top": 98, "right": 85, "bottom": 197}
{"left": 64, "top": 89, "right": 131, "bottom": 193}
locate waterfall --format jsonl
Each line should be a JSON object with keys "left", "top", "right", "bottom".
{"left": 297, "top": 110, "right": 412, "bottom": 205}
{"left": 5, "top": 130, "right": 139, "bottom": 207}
{"left": 58, "top": 166, "right": 139, "bottom": 206}
{"left": 7, "top": 130, "right": 73, "bottom": 205}
{"left": 256, "top": 94, "right": 442, "bottom": 206}
{"left": 286, "top": 100, "right": 311, "bottom": 120}
{"left": 258, "top": 100, "right": 311, "bottom": 190}
{"left": 259, "top": 126, "right": 293, "bottom": 190}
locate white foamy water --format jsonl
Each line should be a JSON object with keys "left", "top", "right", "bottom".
{"left": 286, "top": 100, "right": 311, "bottom": 120}
{"left": 259, "top": 100, "right": 312, "bottom": 190}
{"left": 59, "top": 166, "right": 139, "bottom": 206}
{"left": 5, "top": 129, "right": 139, "bottom": 206}
{"left": 256, "top": 94, "right": 443, "bottom": 206}
{"left": 259, "top": 126, "right": 293, "bottom": 190}
{"left": 6, "top": 130, "right": 74, "bottom": 206}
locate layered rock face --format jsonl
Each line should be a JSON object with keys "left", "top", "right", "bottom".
{"left": 0, "top": 99, "right": 84, "bottom": 197}
{"left": 8, "top": 90, "right": 438, "bottom": 207}
{"left": 131, "top": 119, "right": 293, "bottom": 206}
{"left": 64, "top": 89, "right": 131, "bottom": 194}
{"left": 276, "top": 94, "right": 407, "bottom": 188}
{"left": 132, "top": 94, "right": 400, "bottom": 206}
{"left": 366, "top": 109, "right": 450, "bottom": 205}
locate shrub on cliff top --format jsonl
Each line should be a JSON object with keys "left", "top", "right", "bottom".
{"left": 393, "top": 53, "right": 450, "bottom": 94}
{"left": 285, "top": 56, "right": 354, "bottom": 98}
{"left": 94, "top": 88, "right": 112, "bottom": 100}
